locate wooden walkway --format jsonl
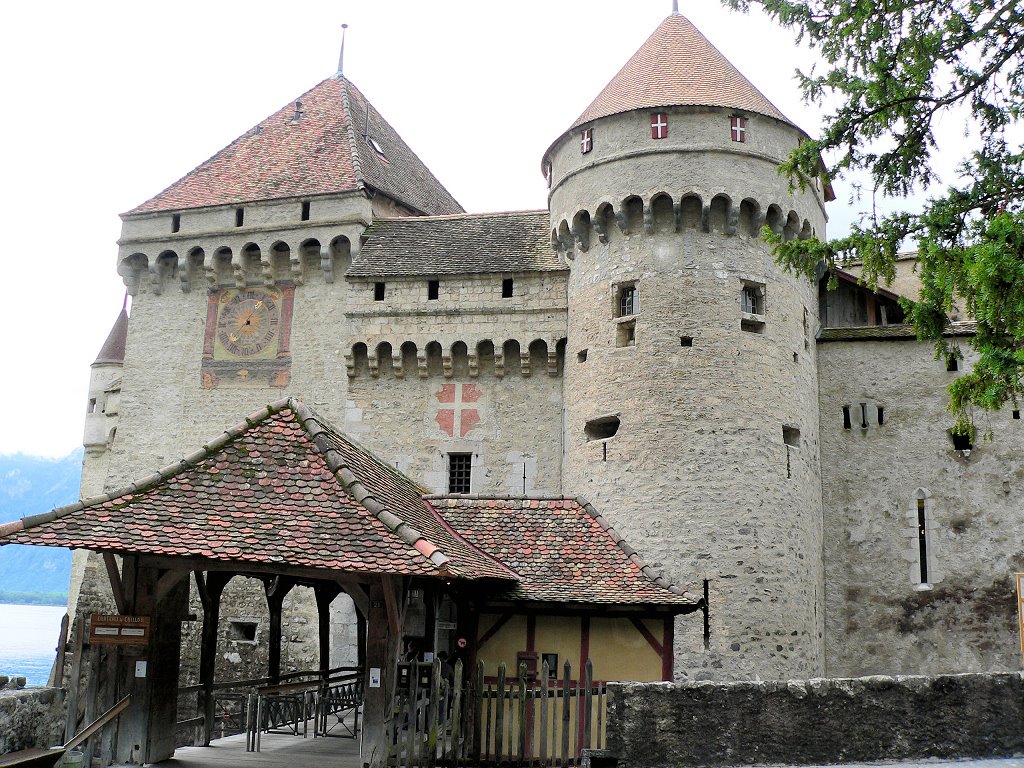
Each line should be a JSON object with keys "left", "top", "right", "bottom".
{"left": 151, "top": 725, "right": 363, "bottom": 768}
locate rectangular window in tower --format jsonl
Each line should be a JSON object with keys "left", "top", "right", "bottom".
{"left": 740, "top": 280, "right": 766, "bottom": 333}
{"left": 917, "top": 497, "right": 929, "bottom": 584}
{"left": 428, "top": 280, "right": 439, "bottom": 300}
{"left": 235, "top": 208, "right": 244, "bottom": 227}
{"left": 730, "top": 115, "right": 748, "bottom": 142}
{"left": 502, "top": 278, "right": 514, "bottom": 298}
{"left": 447, "top": 453, "right": 472, "bottom": 494}
{"left": 171, "top": 214, "right": 181, "bottom": 233}
{"left": 946, "top": 354, "right": 959, "bottom": 372}
{"left": 651, "top": 113, "right": 668, "bottom": 139}
{"left": 580, "top": 128, "right": 593, "bottom": 154}
{"left": 374, "top": 282, "right": 385, "bottom": 301}
{"left": 617, "top": 285, "right": 637, "bottom": 317}
{"left": 842, "top": 405, "right": 852, "bottom": 430}
{"left": 301, "top": 201, "right": 311, "bottom": 221}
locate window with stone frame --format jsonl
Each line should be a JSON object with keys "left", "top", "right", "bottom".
{"left": 447, "top": 453, "right": 472, "bottom": 494}
{"left": 740, "top": 280, "right": 766, "bottom": 333}
{"left": 616, "top": 284, "right": 638, "bottom": 317}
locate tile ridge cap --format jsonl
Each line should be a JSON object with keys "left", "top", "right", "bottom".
{"left": 338, "top": 79, "right": 366, "bottom": 193}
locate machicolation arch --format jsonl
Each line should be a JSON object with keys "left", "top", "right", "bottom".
{"left": 346, "top": 337, "right": 566, "bottom": 379}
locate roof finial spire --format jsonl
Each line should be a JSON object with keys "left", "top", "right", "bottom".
{"left": 337, "top": 23, "right": 349, "bottom": 76}
{"left": 672, "top": 0, "right": 679, "bottom": 15}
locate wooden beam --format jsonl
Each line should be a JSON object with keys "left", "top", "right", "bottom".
{"left": 264, "top": 577, "right": 295, "bottom": 684}
{"left": 314, "top": 584, "right": 342, "bottom": 678}
{"left": 193, "top": 571, "right": 209, "bottom": 610}
{"left": 198, "top": 572, "right": 231, "bottom": 747}
{"left": 102, "top": 554, "right": 126, "bottom": 615}
{"left": 337, "top": 579, "right": 370, "bottom": 617}
{"left": 381, "top": 575, "right": 401, "bottom": 637}
{"left": 142, "top": 554, "right": 373, "bottom": 586}
{"left": 154, "top": 570, "right": 189, "bottom": 605}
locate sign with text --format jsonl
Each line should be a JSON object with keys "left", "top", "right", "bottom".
{"left": 1017, "top": 574, "right": 1024, "bottom": 658}
{"left": 90, "top": 614, "right": 151, "bottom": 646}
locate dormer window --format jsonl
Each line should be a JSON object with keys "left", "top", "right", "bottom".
{"left": 581, "top": 128, "right": 593, "bottom": 154}
{"left": 731, "top": 115, "right": 748, "bottom": 143}
{"left": 651, "top": 113, "right": 668, "bottom": 140}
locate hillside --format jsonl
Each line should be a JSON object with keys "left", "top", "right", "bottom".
{"left": 0, "top": 450, "right": 82, "bottom": 603}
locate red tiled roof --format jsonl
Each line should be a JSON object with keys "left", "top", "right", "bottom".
{"left": 0, "top": 400, "right": 512, "bottom": 580}
{"left": 129, "top": 77, "right": 462, "bottom": 217}
{"left": 431, "top": 496, "right": 696, "bottom": 608}
{"left": 571, "top": 14, "right": 794, "bottom": 129}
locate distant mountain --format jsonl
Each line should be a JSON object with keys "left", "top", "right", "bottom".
{"left": 0, "top": 450, "right": 82, "bottom": 603}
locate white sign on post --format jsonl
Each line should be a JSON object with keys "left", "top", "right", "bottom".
{"left": 135, "top": 660, "right": 148, "bottom": 678}
{"left": 369, "top": 667, "right": 381, "bottom": 688}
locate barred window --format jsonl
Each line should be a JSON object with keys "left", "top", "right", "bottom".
{"left": 448, "top": 453, "right": 472, "bottom": 494}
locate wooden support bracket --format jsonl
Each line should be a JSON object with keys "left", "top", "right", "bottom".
{"left": 102, "top": 554, "right": 126, "bottom": 615}
{"left": 381, "top": 575, "right": 401, "bottom": 637}
{"left": 154, "top": 570, "right": 189, "bottom": 605}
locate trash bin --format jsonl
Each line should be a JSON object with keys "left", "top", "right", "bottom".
{"left": 61, "top": 750, "right": 85, "bottom": 767}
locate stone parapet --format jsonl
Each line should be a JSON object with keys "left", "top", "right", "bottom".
{"left": 0, "top": 687, "right": 65, "bottom": 754}
{"left": 606, "top": 673, "right": 1024, "bottom": 767}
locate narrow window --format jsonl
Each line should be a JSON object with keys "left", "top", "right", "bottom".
{"left": 301, "top": 201, "right": 311, "bottom": 221}
{"left": 580, "top": 128, "right": 593, "bottom": 154}
{"left": 585, "top": 415, "right": 620, "bottom": 441}
{"left": 545, "top": 161, "right": 552, "bottom": 190}
{"left": 946, "top": 354, "right": 959, "bottom": 372}
{"left": 842, "top": 406, "right": 852, "bottom": 430}
{"left": 860, "top": 403, "right": 868, "bottom": 429}
{"left": 877, "top": 406, "right": 885, "bottom": 425}
{"left": 680, "top": 336, "right": 693, "bottom": 347}
{"left": 651, "top": 112, "right": 668, "bottom": 140}
{"left": 502, "top": 278, "right": 514, "bottom": 298}
{"left": 87, "top": 398, "right": 97, "bottom": 414}
{"left": 793, "top": 352, "right": 799, "bottom": 363}
{"left": 447, "top": 453, "right": 472, "bottom": 494}
{"left": 740, "top": 282, "right": 766, "bottom": 333}
{"left": 917, "top": 497, "right": 929, "bottom": 584}
{"left": 1014, "top": 410, "right": 1021, "bottom": 420}
{"left": 702, "top": 580, "right": 711, "bottom": 650}
{"left": 618, "top": 285, "right": 637, "bottom": 317}
{"left": 949, "top": 428, "right": 973, "bottom": 451}
{"left": 171, "top": 214, "right": 181, "bottom": 233}
{"left": 374, "top": 282, "right": 385, "bottom": 301}
{"left": 741, "top": 286, "right": 761, "bottom": 314}
{"left": 577, "top": 349, "right": 588, "bottom": 363}
{"left": 428, "top": 280, "right": 439, "bottom": 300}
{"left": 235, "top": 208, "right": 244, "bottom": 227}
{"left": 730, "top": 115, "right": 748, "bottom": 143}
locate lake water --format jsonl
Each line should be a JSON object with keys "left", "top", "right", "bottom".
{"left": 0, "top": 603, "right": 65, "bottom": 686}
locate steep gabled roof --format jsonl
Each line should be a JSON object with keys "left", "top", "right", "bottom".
{"left": 572, "top": 14, "right": 794, "bottom": 129}
{"left": 93, "top": 307, "right": 128, "bottom": 366}
{"left": 349, "top": 211, "right": 564, "bottom": 278}
{"left": 0, "top": 399, "right": 513, "bottom": 580}
{"left": 128, "top": 77, "right": 463, "bottom": 217}
{"left": 431, "top": 496, "right": 696, "bottom": 608}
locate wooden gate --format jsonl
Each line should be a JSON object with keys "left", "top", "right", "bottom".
{"left": 387, "top": 659, "right": 604, "bottom": 767}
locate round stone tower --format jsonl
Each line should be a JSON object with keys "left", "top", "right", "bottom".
{"left": 546, "top": 13, "right": 831, "bottom": 681}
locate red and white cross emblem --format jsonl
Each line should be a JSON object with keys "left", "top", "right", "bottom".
{"left": 435, "top": 383, "right": 482, "bottom": 438}
{"left": 580, "top": 128, "right": 593, "bottom": 154}
{"left": 651, "top": 113, "right": 668, "bottom": 139}
{"left": 730, "top": 115, "right": 748, "bottom": 143}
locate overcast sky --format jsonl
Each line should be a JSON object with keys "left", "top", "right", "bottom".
{"left": 0, "top": 1, "right": 869, "bottom": 458}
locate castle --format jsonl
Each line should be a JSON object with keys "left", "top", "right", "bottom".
{"left": 31, "top": 6, "right": 1024, "bottom": 704}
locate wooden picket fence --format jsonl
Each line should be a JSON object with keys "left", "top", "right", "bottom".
{"left": 387, "top": 658, "right": 604, "bottom": 767}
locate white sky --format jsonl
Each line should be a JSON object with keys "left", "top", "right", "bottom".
{"left": 0, "top": 0, "right": 866, "bottom": 458}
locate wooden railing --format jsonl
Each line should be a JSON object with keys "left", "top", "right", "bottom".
{"left": 388, "top": 659, "right": 605, "bottom": 767}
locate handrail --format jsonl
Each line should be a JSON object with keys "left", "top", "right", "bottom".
{"left": 177, "top": 666, "right": 362, "bottom": 695}
{"left": 63, "top": 695, "right": 132, "bottom": 751}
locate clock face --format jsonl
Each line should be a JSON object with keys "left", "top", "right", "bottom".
{"left": 215, "top": 289, "right": 280, "bottom": 358}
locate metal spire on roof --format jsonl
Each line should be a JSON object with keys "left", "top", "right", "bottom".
{"left": 672, "top": 0, "right": 679, "bottom": 14}
{"left": 337, "top": 23, "right": 349, "bottom": 75}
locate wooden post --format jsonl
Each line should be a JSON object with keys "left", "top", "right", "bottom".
{"left": 314, "top": 583, "right": 342, "bottom": 679}
{"left": 49, "top": 613, "right": 69, "bottom": 688}
{"left": 264, "top": 577, "right": 294, "bottom": 684}
{"left": 64, "top": 617, "right": 85, "bottom": 743}
{"left": 362, "top": 578, "right": 400, "bottom": 768}
{"left": 198, "top": 572, "right": 231, "bottom": 747}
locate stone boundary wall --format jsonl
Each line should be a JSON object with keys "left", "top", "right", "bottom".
{"left": 606, "top": 673, "right": 1024, "bottom": 767}
{"left": 0, "top": 688, "right": 64, "bottom": 754}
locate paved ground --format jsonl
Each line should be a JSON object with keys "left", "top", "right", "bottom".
{"left": 150, "top": 727, "right": 363, "bottom": 768}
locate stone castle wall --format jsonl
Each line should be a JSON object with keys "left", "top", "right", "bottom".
{"left": 818, "top": 338, "right": 1024, "bottom": 676}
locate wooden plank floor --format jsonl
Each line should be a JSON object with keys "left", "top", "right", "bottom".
{"left": 151, "top": 723, "right": 364, "bottom": 768}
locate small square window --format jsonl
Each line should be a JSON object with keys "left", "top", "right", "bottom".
{"left": 301, "top": 201, "right": 311, "bottom": 221}
{"left": 580, "top": 128, "right": 593, "bottom": 154}
{"left": 651, "top": 113, "right": 668, "bottom": 140}
{"left": 235, "top": 208, "right": 244, "bottom": 227}
{"left": 741, "top": 286, "right": 762, "bottom": 314}
{"left": 428, "top": 280, "right": 439, "bottom": 300}
{"left": 730, "top": 115, "right": 748, "bottom": 143}
{"left": 502, "top": 278, "right": 514, "bottom": 298}
{"left": 171, "top": 214, "right": 181, "bottom": 233}
{"left": 617, "top": 285, "right": 637, "bottom": 317}
{"left": 680, "top": 337, "right": 693, "bottom": 347}
{"left": 448, "top": 453, "right": 472, "bottom": 494}
{"left": 577, "top": 349, "right": 588, "bottom": 363}
{"left": 616, "top": 320, "right": 636, "bottom": 347}
{"left": 228, "top": 620, "right": 258, "bottom": 643}
{"left": 374, "top": 282, "right": 385, "bottom": 301}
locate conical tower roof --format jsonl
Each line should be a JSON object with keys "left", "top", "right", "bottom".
{"left": 128, "top": 77, "right": 463, "bottom": 217}
{"left": 572, "top": 14, "right": 795, "bottom": 130}
{"left": 93, "top": 307, "right": 128, "bottom": 366}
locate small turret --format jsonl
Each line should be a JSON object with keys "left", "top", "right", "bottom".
{"left": 83, "top": 306, "right": 127, "bottom": 455}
